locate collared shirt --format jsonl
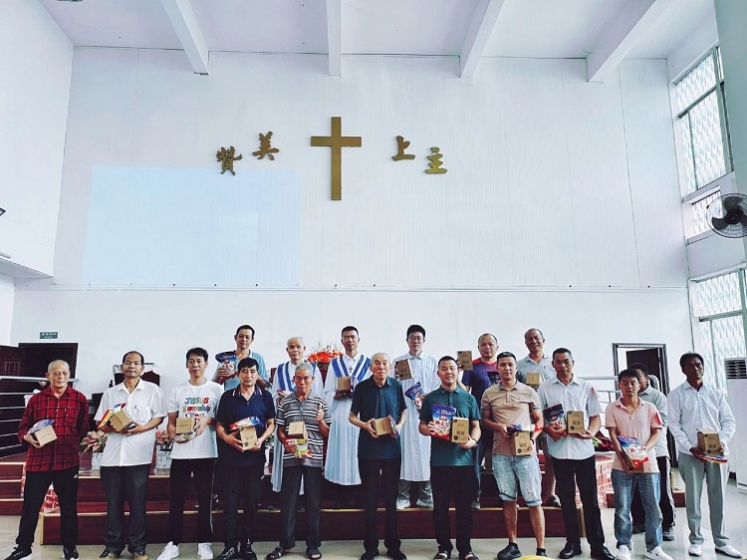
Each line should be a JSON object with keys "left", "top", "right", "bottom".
{"left": 462, "top": 359, "right": 498, "bottom": 409}
{"left": 537, "top": 375, "right": 602, "bottom": 460}
{"left": 276, "top": 391, "right": 331, "bottom": 469}
{"left": 638, "top": 386, "right": 669, "bottom": 458}
{"left": 18, "top": 386, "right": 89, "bottom": 472}
{"left": 215, "top": 386, "right": 275, "bottom": 466}
{"left": 517, "top": 355, "right": 555, "bottom": 385}
{"left": 420, "top": 385, "right": 480, "bottom": 467}
{"left": 216, "top": 349, "right": 269, "bottom": 391}
{"left": 605, "top": 398, "right": 662, "bottom": 472}
{"left": 351, "top": 377, "right": 406, "bottom": 459}
{"left": 95, "top": 379, "right": 166, "bottom": 467}
{"left": 481, "top": 381, "right": 540, "bottom": 456}
{"left": 668, "top": 381, "right": 736, "bottom": 457}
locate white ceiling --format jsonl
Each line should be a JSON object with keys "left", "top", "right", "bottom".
{"left": 38, "top": 0, "right": 715, "bottom": 76}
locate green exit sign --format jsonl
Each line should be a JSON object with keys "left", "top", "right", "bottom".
{"left": 40, "top": 332, "right": 58, "bottom": 340}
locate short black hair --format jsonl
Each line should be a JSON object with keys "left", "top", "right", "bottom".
{"left": 407, "top": 324, "right": 426, "bottom": 338}
{"left": 341, "top": 326, "right": 359, "bottom": 336}
{"left": 618, "top": 368, "right": 643, "bottom": 383}
{"left": 438, "top": 355, "right": 457, "bottom": 367}
{"left": 238, "top": 357, "right": 260, "bottom": 372}
{"left": 496, "top": 351, "right": 517, "bottom": 363}
{"left": 186, "top": 347, "right": 209, "bottom": 362}
{"left": 628, "top": 362, "right": 649, "bottom": 376}
{"left": 235, "top": 325, "right": 255, "bottom": 338}
{"left": 122, "top": 350, "right": 144, "bottom": 365}
{"left": 679, "top": 352, "right": 704, "bottom": 370}
{"left": 552, "top": 347, "right": 573, "bottom": 361}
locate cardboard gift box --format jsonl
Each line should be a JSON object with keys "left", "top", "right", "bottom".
{"left": 176, "top": 417, "right": 197, "bottom": 434}
{"left": 375, "top": 417, "right": 393, "bottom": 436}
{"left": 287, "top": 421, "right": 308, "bottom": 439}
{"left": 510, "top": 431, "right": 532, "bottom": 455}
{"left": 457, "top": 351, "right": 473, "bottom": 371}
{"left": 32, "top": 425, "right": 57, "bottom": 447}
{"left": 110, "top": 409, "right": 136, "bottom": 432}
{"left": 567, "top": 411, "right": 585, "bottom": 435}
{"left": 450, "top": 417, "right": 470, "bottom": 443}
{"left": 395, "top": 360, "right": 412, "bottom": 380}
{"left": 697, "top": 430, "right": 721, "bottom": 455}
{"left": 336, "top": 376, "right": 352, "bottom": 396}
{"left": 525, "top": 372, "right": 541, "bottom": 389}
{"left": 240, "top": 426, "right": 258, "bottom": 449}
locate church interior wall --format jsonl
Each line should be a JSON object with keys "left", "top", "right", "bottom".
{"left": 0, "top": 275, "right": 14, "bottom": 346}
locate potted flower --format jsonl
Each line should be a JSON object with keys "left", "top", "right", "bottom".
{"left": 80, "top": 430, "right": 108, "bottom": 470}
{"left": 307, "top": 344, "right": 344, "bottom": 383}
{"left": 155, "top": 429, "right": 173, "bottom": 470}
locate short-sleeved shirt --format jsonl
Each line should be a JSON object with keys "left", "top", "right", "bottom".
{"left": 95, "top": 379, "right": 166, "bottom": 467}
{"left": 215, "top": 386, "right": 275, "bottom": 466}
{"left": 351, "top": 377, "right": 406, "bottom": 459}
{"left": 516, "top": 355, "right": 555, "bottom": 385}
{"left": 276, "top": 392, "right": 331, "bottom": 469}
{"left": 638, "top": 386, "right": 669, "bottom": 458}
{"left": 216, "top": 350, "right": 269, "bottom": 390}
{"left": 420, "top": 385, "right": 480, "bottom": 467}
{"left": 481, "top": 381, "right": 541, "bottom": 456}
{"left": 18, "top": 386, "right": 89, "bottom": 472}
{"left": 462, "top": 360, "right": 498, "bottom": 408}
{"left": 537, "top": 375, "right": 602, "bottom": 460}
{"left": 167, "top": 380, "right": 224, "bottom": 460}
{"left": 605, "top": 399, "right": 662, "bottom": 472}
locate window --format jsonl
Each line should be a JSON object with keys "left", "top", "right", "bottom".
{"left": 691, "top": 270, "right": 747, "bottom": 392}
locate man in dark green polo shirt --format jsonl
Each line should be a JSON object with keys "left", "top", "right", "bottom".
{"left": 419, "top": 356, "right": 481, "bottom": 560}
{"left": 350, "top": 353, "right": 407, "bottom": 560}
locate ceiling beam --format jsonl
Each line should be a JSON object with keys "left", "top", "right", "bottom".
{"left": 587, "top": 0, "right": 678, "bottom": 83}
{"left": 160, "top": 0, "right": 209, "bottom": 75}
{"left": 326, "top": 0, "right": 343, "bottom": 76}
{"left": 459, "top": 0, "right": 506, "bottom": 79}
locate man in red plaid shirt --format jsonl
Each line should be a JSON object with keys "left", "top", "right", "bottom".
{"left": 4, "top": 360, "right": 89, "bottom": 560}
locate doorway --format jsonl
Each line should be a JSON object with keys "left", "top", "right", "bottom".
{"left": 612, "top": 343, "right": 669, "bottom": 395}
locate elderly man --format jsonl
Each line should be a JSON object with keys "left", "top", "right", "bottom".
{"left": 214, "top": 325, "right": 269, "bottom": 390}
{"left": 350, "top": 353, "right": 408, "bottom": 560}
{"left": 96, "top": 351, "right": 166, "bottom": 560}
{"left": 668, "top": 353, "right": 742, "bottom": 559}
{"left": 4, "top": 361, "right": 89, "bottom": 560}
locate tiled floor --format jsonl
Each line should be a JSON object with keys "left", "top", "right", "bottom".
{"left": 1, "top": 475, "right": 746, "bottom": 560}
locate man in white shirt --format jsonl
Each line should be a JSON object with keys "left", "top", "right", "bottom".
{"left": 156, "top": 348, "right": 224, "bottom": 560}
{"left": 537, "top": 348, "right": 614, "bottom": 560}
{"left": 324, "top": 326, "right": 371, "bottom": 508}
{"left": 392, "top": 325, "right": 438, "bottom": 510}
{"left": 516, "top": 328, "right": 559, "bottom": 508}
{"left": 668, "top": 353, "right": 741, "bottom": 559}
{"left": 95, "top": 351, "right": 166, "bottom": 560}
{"left": 213, "top": 325, "right": 269, "bottom": 390}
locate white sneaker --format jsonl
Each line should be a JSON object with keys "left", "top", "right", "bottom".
{"left": 396, "top": 499, "right": 409, "bottom": 510}
{"left": 688, "top": 544, "right": 702, "bottom": 557}
{"left": 197, "top": 543, "right": 213, "bottom": 560}
{"left": 155, "top": 543, "right": 179, "bottom": 560}
{"left": 716, "top": 545, "right": 743, "bottom": 558}
{"left": 615, "top": 544, "right": 631, "bottom": 560}
{"left": 644, "top": 546, "right": 673, "bottom": 560}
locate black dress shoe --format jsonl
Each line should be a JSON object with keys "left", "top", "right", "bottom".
{"left": 589, "top": 546, "right": 615, "bottom": 560}
{"left": 558, "top": 542, "right": 582, "bottom": 559}
{"left": 360, "top": 550, "right": 378, "bottom": 560}
{"left": 497, "top": 543, "right": 521, "bottom": 560}
{"left": 386, "top": 550, "right": 406, "bottom": 560}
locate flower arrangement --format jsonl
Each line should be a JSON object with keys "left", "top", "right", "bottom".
{"left": 155, "top": 429, "right": 173, "bottom": 452}
{"left": 307, "top": 344, "right": 344, "bottom": 365}
{"left": 80, "top": 430, "right": 107, "bottom": 453}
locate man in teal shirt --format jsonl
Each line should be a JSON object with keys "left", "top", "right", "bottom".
{"left": 419, "top": 356, "right": 481, "bottom": 560}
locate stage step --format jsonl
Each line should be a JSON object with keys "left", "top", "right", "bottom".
{"left": 0, "top": 497, "right": 23, "bottom": 515}
{"left": 40, "top": 505, "right": 577, "bottom": 545}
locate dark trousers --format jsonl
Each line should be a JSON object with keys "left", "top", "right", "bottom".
{"left": 219, "top": 463, "right": 263, "bottom": 548}
{"left": 101, "top": 464, "right": 150, "bottom": 553}
{"left": 473, "top": 431, "right": 493, "bottom": 499}
{"left": 17, "top": 467, "right": 79, "bottom": 549}
{"left": 631, "top": 455, "right": 675, "bottom": 529}
{"left": 553, "top": 456, "right": 606, "bottom": 548}
{"left": 431, "top": 466, "right": 477, "bottom": 557}
{"left": 168, "top": 458, "right": 215, "bottom": 545}
{"left": 359, "top": 458, "right": 401, "bottom": 552}
{"left": 280, "top": 465, "right": 322, "bottom": 550}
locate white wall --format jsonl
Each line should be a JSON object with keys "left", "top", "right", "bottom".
{"left": 10, "top": 49, "right": 691, "bottom": 394}
{"left": 0, "top": 0, "right": 73, "bottom": 275}
{"left": 0, "top": 275, "right": 14, "bottom": 345}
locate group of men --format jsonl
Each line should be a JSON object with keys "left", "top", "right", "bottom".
{"left": 4, "top": 324, "right": 743, "bottom": 560}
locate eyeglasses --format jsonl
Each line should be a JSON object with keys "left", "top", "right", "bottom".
{"left": 407, "top": 336, "right": 424, "bottom": 342}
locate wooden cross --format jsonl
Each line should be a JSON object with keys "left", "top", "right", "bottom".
{"left": 311, "top": 116, "right": 362, "bottom": 201}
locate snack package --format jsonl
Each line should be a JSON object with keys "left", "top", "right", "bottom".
{"left": 543, "top": 403, "right": 566, "bottom": 431}
{"left": 230, "top": 416, "right": 262, "bottom": 431}
{"left": 286, "top": 438, "right": 311, "bottom": 458}
{"left": 617, "top": 436, "right": 649, "bottom": 471}
{"left": 404, "top": 382, "right": 425, "bottom": 409}
{"left": 431, "top": 404, "right": 456, "bottom": 441}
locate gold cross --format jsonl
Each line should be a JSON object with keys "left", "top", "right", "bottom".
{"left": 311, "top": 116, "right": 362, "bottom": 201}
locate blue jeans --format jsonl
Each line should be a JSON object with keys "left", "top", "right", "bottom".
{"left": 611, "top": 469, "right": 662, "bottom": 552}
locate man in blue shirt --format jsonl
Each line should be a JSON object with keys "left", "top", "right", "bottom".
{"left": 214, "top": 358, "right": 275, "bottom": 560}
{"left": 420, "top": 356, "right": 481, "bottom": 560}
{"left": 350, "top": 353, "right": 407, "bottom": 560}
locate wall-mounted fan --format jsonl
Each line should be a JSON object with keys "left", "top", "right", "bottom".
{"left": 707, "top": 193, "right": 747, "bottom": 238}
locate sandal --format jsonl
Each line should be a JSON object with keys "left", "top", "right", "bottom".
{"left": 306, "top": 547, "right": 322, "bottom": 560}
{"left": 459, "top": 553, "right": 479, "bottom": 560}
{"left": 433, "top": 551, "right": 451, "bottom": 560}
{"left": 266, "top": 547, "right": 290, "bottom": 560}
